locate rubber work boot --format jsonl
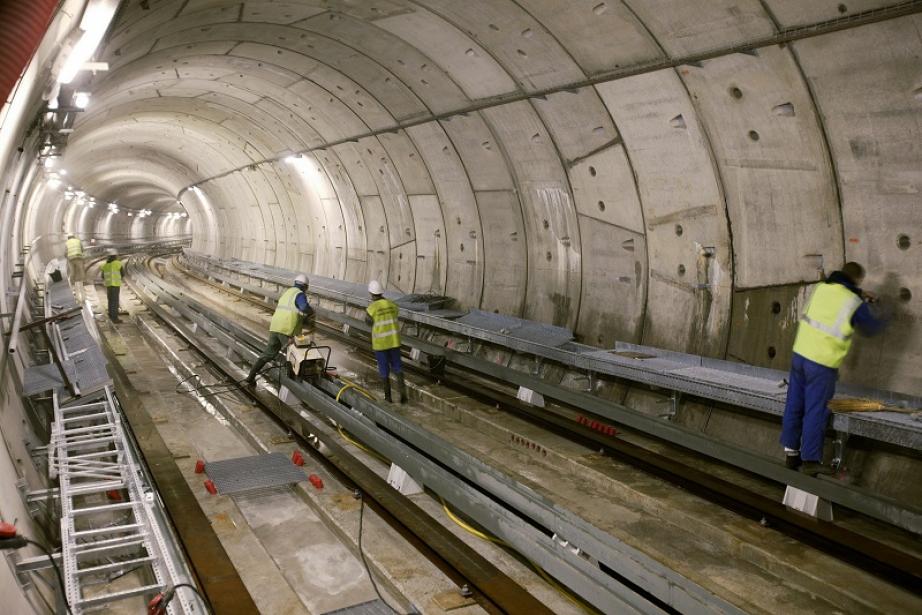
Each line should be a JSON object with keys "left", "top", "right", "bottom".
{"left": 396, "top": 372, "right": 408, "bottom": 404}
{"left": 785, "top": 451, "right": 802, "bottom": 469}
{"left": 382, "top": 377, "right": 392, "bottom": 403}
{"left": 800, "top": 461, "right": 835, "bottom": 476}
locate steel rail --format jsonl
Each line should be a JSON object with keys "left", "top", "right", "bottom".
{"left": 123, "top": 255, "right": 558, "bottom": 615}
{"left": 174, "top": 254, "right": 922, "bottom": 536}
{"left": 168, "top": 254, "right": 922, "bottom": 595}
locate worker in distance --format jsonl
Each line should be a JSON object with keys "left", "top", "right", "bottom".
{"left": 99, "top": 250, "right": 124, "bottom": 324}
{"left": 365, "top": 280, "right": 408, "bottom": 404}
{"left": 781, "top": 262, "right": 887, "bottom": 476}
{"left": 246, "top": 273, "right": 314, "bottom": 386}
{"left": 65, "top": 233, "right": 85, "bottom": 298}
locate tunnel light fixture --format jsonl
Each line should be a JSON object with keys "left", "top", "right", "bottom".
{"left": 57, "top": 0, "right": 119, "bottom": 84}
{"left": 59, "top": 169, "right": 68, "bottom": 175}
{"left": 73, "top": 92, "right": 91, "bottom": 109}
{"left": 43, "top": 157, "right": 57, "bottom": 168}
{"left": 47, "top": 178, "right": 62, "bottom": 189}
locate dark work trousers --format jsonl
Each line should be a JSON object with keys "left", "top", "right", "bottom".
{"left": 106, "top": 286, "right": 120, "bottom": 321}
{"left": 780, "top": 353, "right": 838, "bottom": 462}
{"left": 374, "top": 347, "right": 403, "bottom": 378}
{"left": 247, "top": 332, "right": 289, "bottom": 381}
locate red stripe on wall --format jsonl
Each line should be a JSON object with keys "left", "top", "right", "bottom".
{"left": 0, "top": 0, "right": 61, "bottom": 105}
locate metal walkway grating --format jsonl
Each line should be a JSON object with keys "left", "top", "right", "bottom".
{"left": 205, "top": 452, "right": 306, "bottom": 494}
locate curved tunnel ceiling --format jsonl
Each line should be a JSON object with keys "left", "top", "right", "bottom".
{"left": 53, "top": 0, "right": 922, "bottom": 394}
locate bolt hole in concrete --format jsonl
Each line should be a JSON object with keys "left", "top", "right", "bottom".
{"left": 900, "top": 288, "right": 912, "bottom": 302}
{"left": 546, "top": 251, "right": 553, "bottom": 261}
{"left": 543, "top": 219, "right": 550, "bottom": 229}
{"left": 768, "top": 346, "right": 777, "bottom": 359}
{"left": 597, "top": 201, "right": 605, "bottom": 212}
{"left": 588, "top": 165, "right": 597, "bottom": 177}
{"left": 771, "top": 301, "right": 782, "bottom": 314}
{"left": 675, "top": 224, "right": 683, "bottom": 237}
{"left": 897, "top": 234, "right": 911, "bottom": 250}
{"left": 838, "top": 3, "right": 848, "bottom": 13}
{"left": 748, "top": 130, "right": 760, "bottom": 141}
{"left": 730, "top": 86, "right": 743, "bottom": 99}
{"left": 677, "top": 264, "right": 686, "bottom": 276}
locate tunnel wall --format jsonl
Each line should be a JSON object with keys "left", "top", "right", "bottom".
{"left": 21, "top": 1, "right": 921, "bottom": 397}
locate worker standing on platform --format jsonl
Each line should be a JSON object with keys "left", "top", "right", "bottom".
{"left": 99, "top": 250, "right": 124, "bottom": 324}
{"left": 65, "top": 234, "right": 85, "bottom": 295}
{"left": 365, "top": 280, "right": 407, "bottom": 404}
{"left": 781, "top": 262, "right": 886, "bottom": 476}
{"left": 246, "top": 274, "right": 313, "bottom": 385}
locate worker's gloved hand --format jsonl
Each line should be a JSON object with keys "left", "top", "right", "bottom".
{"left": 862, "top": 290, "right": 878, "bottom": 303}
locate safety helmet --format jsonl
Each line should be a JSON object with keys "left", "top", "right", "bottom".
{"left": 294, "top": 273, "right": 308, "bottom": 288}
{"left": 368, "top": 280, "right": 383, "bottom": 295}
{"left": 107, "top": 249, "right": 118, "bottom": 256}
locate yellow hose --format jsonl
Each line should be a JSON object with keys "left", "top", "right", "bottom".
{"left": 336, "top": 378, "right": 376, "bottom": 402}
{"left": 336, "top": 425, "right": 390, "bottom": 464}
{"left": 439, "top": 498, "right": 594, "bottom": 613}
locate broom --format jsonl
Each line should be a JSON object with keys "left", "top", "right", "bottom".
{"left": 828, "top": 398, "right": 921, "bottom": 418}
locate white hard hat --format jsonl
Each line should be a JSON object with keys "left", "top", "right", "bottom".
{"left": 294, "top": 273, "right": 308, "bottom": 287}
{"left": 107, "top": 249, "right": 117, "bottom": 256}
{"left": 368, "top": 280, "right": 383, "bottom": 295}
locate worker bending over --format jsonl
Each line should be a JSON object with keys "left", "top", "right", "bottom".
{"left": 365, "top": 280, "right": 407, "bottom": 404}
{"left": 781, "top": 262, "right": 886, "bottom": 475}
{"left": 246, "top": 274, "right": 314, "bottom": 385}
{"left": 65, "top": 234, "right": 85, "bottom": 297}
{"left": 99, "top": 251, "right": 124, "bottom": 324}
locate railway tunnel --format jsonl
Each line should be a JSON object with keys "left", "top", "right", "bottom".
{"left": 1, "top": 1, "right": 922, "bottom": 614}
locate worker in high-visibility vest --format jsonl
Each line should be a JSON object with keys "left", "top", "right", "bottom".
{"left": 99, "top": 250, "right": 124, "bottom": 324}
{"left": 781, "top": 262, "right": 886, "bottom": 475}
{"left": 246, "top": 274, "right": 314, "bottom": 385}
{"left": 364, "top": 280, "right": 406, "bottom": 403}
{"left": 65, "top": 234, "right": 85, "bottom": 290}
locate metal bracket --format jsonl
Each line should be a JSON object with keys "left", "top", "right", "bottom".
{"left": 832, "top": 431, "right": 849, "bottom": 471}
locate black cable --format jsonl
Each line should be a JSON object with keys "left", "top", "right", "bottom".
{"left": 163, "top": 582, "right": 211, "bottom": 613}
{"left": 355, "top": 492, "right": 401, "bottom": 615}
{"left": 22, "top": 538, "right": 72, "bottom": 615}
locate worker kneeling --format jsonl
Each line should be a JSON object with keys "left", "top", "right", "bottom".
{"left": 780, "top": 262, "right": 886, "bottom": 476}
{"left": 365, "top": 280, "right": 407, "bottom": 404}
{"left": 246, "top": 274, "right": 314, "bottom": 386}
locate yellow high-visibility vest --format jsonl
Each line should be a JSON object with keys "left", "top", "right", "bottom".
{"left": 269, "top": 287, "right": 304, "bottom": 335}
{"left": 792, "top": 282, "right": 863, "bottom": 368}
{"left": 366, "top": 299, "right": 400, "bottom": 351}
{"left": 65, "top": 237, "right": 83, "bottom": 259}
{"left": 100, "top": 260, "right": 123, "bottom": 287}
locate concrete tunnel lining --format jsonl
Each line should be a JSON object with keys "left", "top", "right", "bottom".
{"left": 26, "top": 0, "right": 922, "bottom": 398}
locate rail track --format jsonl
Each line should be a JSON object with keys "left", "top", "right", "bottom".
{"left": 110, "top": 252, "right": 922, "bottom": 613}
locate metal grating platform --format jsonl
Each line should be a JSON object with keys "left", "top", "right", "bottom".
{"left": 321, "top": 599, "right": 392, "bottom": 615}
{"left": 204, "top": 452, "right": 305, "bottom": 494}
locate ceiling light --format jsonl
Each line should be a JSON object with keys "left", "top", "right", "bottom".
{"left": 47, "top": 178, "right": 61, "bottom": 189}
{"left": 43, "top": 157, "right": 56, "bottom": 168}
{"left": 74, "top": 92, "right": 90, "bottom": 109}
{"left": 57, "top": 0, "right": 119, "bottom": 84}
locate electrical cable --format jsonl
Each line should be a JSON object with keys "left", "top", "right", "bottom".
{"left": 438, "top": 499, "right": 594, "bottom": 614}
{"left": 158, "top": 581, "right": 211, "bottom": 613}
{"left": 355, "top": 492, "right": 401, "bottom": 615}
{"left": 22, "top": 538, "right": 73, "bottom": 615}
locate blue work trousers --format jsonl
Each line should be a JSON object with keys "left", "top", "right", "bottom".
{"left": 780, "top": 353, "right": 838, "bottom": 462}
{"left": 374, "top": 348, "right": 403, "bottom": 379}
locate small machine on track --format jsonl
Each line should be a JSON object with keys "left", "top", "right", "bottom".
{"left": 285, "top": 327, "right": 331, "bottom": 385}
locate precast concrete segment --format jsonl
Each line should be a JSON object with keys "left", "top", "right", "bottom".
{"left": 39, "top": 1, "right": 921, "bottom": 399}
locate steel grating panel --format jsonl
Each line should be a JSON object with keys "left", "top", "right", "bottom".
{"left": 321, "top": 600, "right": 392, "bottom": 615}
{"left": 204, "top": 452, "right": 305, "bottom": 494}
